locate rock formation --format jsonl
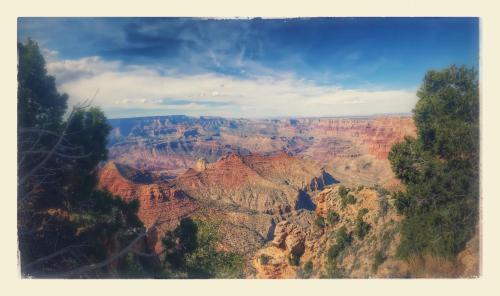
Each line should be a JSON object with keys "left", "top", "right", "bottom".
{"left": 98, "top": 162, "right": 199, "bottom": 252}
{"left": 172, "top": 152, "right": 334, "bottom": 213}
{"left": 106, "top": 115, "right": 416, "bottom": 185}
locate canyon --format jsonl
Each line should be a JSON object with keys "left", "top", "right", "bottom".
{"left": 107, "top": 115, "right": 416, "bottom": 185}
{"left": 97, "top": 114, "right": 478, "bottom": 278}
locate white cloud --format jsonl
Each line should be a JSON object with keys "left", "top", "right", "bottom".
{"left": 46, "top": 56, "right": 418, "bottom": 118}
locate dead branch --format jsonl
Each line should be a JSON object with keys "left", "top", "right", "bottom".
{"left": 37, "top": 218, "right": 162, "bottom": 278}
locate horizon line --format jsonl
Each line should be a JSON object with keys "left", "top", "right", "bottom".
{"left": 106, "top": 112, "right": 413, "bottom": 121}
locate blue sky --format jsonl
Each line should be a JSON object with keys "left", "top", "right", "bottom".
{"left": 18, "top": 17, "right": 479, "bottom": 118}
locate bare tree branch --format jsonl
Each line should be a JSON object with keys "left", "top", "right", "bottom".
{"left": 19, "top": 108, "right": 77, "bottom": 186}
{"left": 38, "top": 219, "right": 162, "bottom": 278}
{"left": 24, "top": 244, "right": 93, "bottom": 270}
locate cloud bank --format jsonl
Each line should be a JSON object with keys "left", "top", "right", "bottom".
{"left": 47, "top": 55, "right": 418, "bottom": 119}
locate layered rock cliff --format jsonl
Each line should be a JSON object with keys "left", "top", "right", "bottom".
{"left": 106, "top": 115, "right": 416, "bottom": 185}
{"left": 98, "top": 152, "right": 334, "bottom": 256}
{"left": 173, "top": 152, "right": 335, "bottom": 213}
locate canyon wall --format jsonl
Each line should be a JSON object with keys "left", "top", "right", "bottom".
{"left": 107, "top": 115, "right": 416, "bottom": 185}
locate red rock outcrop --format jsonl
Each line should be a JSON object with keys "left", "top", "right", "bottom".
{"left": 272, "top": 221, "right": 306, "bottom": 257}
{"left": 98, "top": 162, "right": 198, "bottom": 252}
{"left": 173, "top": 152, "right": 333, "bottom": 213}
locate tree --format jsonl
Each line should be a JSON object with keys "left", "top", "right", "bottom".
{"left": 17, "top": 38, "right": 67, "bottom": 129}
{"left": 17, "top": 39, "right": 153, "bottom": 278}
{"left": 388, "top": 65, "right": 479, "bottom": 259}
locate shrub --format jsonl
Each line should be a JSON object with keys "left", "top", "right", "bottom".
{"left": 378, "top": 196, "right": 389, "bottom": 217}
{"left": 288, "top": 253, "right": 300, "bottom": 266}
{"left": 346, "top": 194, "right": 356, "bottom": 204}
{"left": 357, "top": 208, "right": 369, "bottom": 219}
{"left": 259, "top": 254, "right": 271, "bottom": 265}
{"left": 327, "top": 243, "right": 343, "bottom": 260}
{"left": 354, "top": 209, "right": 371, "bottom": 240}
{"left": 315, "top": 215, "right": 326, "bottom": 228}
{"left": 326, "top": 227, "right": 352, "bottom": 276}
{"left": 326, "top": 210, "right": 340, "bottom": 226}
{"left": 374, "top": 184, "right": 390, "bottom": 196}
{"left": 303, "top": 260, "right": 313, "bottom": 274}
{"left": 372, "top": 250, "right": 386, "bottom": 272}
{"left": 338, "top": 185, "right": 350, "bottom": 198}
{"left": 298, "top": 260, "right": 314, "bottom": 278}
{"left": 335, "top": 226, "right": 352, "bottom": 248}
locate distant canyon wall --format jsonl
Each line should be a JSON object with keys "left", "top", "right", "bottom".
{"left": 106, "top": 115, "right": 416, "bottom": 185}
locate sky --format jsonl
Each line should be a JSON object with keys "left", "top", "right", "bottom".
{"left": 18, "top": 17, "right": 479, "bottom": 119}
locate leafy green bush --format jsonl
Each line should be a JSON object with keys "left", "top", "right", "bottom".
{"left": 338, "top": 185, "right": 350, "bottom": 198}
{"left": 335, "top": 226, "right": 352, "bottom": 248}
{"left": 326, "top": 210, "right": 340, "bottom": 226}
{"left": 357, "top": 208, "right": 369, "bottom": 219}
{"left": 303, "top": 260, "right": 313, "bottom": 275}
{"left": 354, "top": 208, "right": 371, "bottom": 240}
{"left": 372, "top": 250, "right": 386, "bottom": 272}
{"left": 288, "top": 253, "right": 300, "bottom": 266}
{"left": 374, "top": 185, "right": 390, "bottom": 196}
{"left": 315, "top": 215, "right": 326, "bottom": 228}
{"left": 378, "top": 196, "right": 389, "bottom": 217}
{"left": 327, "top": 243, "right": 344, "bottom": 260}
{"left": 259, "top": 254, "right": 271, "bottom": 265}
{"left": 325, "top": 226, "right": 352, "bottom": 275}
{"left": 297, "top": 259, "right": 314, "bottom": 278}
{"left": 341, "top": 193, "right": 357, "bottom": 209}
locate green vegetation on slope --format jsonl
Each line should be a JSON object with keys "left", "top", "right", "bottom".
{"left": 163, "top": 218, "right": 244, "bottom": 278}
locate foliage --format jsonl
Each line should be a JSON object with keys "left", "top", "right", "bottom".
{"left": 117, "top": 252, "right": 166, "bottom": 279}
{"left": 18, "top": 38, "right": 67, "bottom": 129}
{"left": 335, "top": 226, "right": 352, "bottom": 248}
{"left": 378, "top": 195, "right": 389, "bottom": 217}
{"left": 338, "top": 185, "right": 350, "bottom": 198}
{"left": 357, "top": 208, "right": 369, "bottom": 219}
{"left": 354, "top": 209, "right": 371, "bottom": 240}
{"left": 327, "top": 226, "right": 352, "bottom": 261}
{"left": 374, "top": 184, "right": 390, "bottom": 196}
{"left": 314, "top": 215, "right": 326, "bottom": 228}
{"left": 297, "top": 260, "right": 314, "bottom": 278}
{"left": 388, "top": 65, "right": 479, "bottom": 259}
{"left": 259, "top": 254, "right": 271, "bottom": 265}
{"left": 288, "top": 253, "right": 300, "bottom": 266}
{"left": 17, "top": 39, "right": 150, "bottom": 278}
{"left": 163, "top": 218, "right": 244, "bottom": 278}
{"left": 372, "top": 250, "right": 387, "bottom": 273}
{"left": 303, "top": 260, "right": 313, "bottom": 276}
{"left": 325, "top": 226, "right": 352, "bottom": 278}
{"left": 326, "top": 210, "right": 340, "bottom": 226}
{"left": 341, "top": 194, "right": 357, "bottom": 209}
